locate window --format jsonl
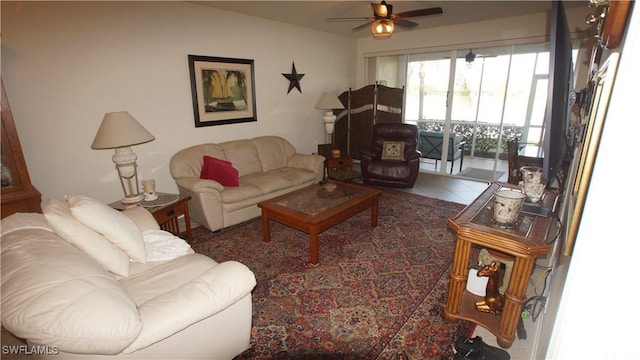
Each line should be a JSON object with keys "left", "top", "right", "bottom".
{"left": 368, "top": 43, "right": 574, "bottom": 161}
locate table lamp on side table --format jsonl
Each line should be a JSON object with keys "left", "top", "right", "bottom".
{"left": 91, "top": 111, "right": 155, "bottom": 204}
{"left": 315, "top": 92, "right": 345, "bottom": 143}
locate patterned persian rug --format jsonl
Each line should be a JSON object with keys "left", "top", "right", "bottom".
{"left": 191, "top": 190, "right": 476, "bottom": 359}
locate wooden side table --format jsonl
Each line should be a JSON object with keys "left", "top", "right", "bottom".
{"left": 110, "top": 193, "right": 193, "bottom": 244}
{"left": 444, "top": 182, "right": 559, "bottom": 348}
{"left": 326, "top": 157, "right": 361, "bottom": 183}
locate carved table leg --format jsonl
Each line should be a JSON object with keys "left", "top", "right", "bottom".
{"left": 445, "top": 237, "right": 472, "bottom": 320}
{"left": 309, "top": 226, "right": 319, "bottom": 265}
{"left": 262, "top": 211, "right": 271, "bottom": 243}
{"left": 497, "top": 255, "right": 536, "bottom": 348}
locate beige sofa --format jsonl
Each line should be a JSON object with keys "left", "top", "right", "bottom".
{"left": 170, "top": 136, "right": 325, "bottom": 232}
{"left": 1, "top": 200, "right": 256, "bottom": 360}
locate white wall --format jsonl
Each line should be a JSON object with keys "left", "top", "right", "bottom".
{"left": 547, "top": 4, "right": 640, "bottom": 358}
{"left": 354, "top": 7, "right": 592, "bottom": 87}
{"left": 1, "top": 1, "right": 356, "bottom": 205}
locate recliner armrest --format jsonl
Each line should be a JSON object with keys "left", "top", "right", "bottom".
{"left": 406, "top": 151, "right": 421, "bottom": 162}
{"left": 360, "top": 148, "right": 379, "bottom": 161}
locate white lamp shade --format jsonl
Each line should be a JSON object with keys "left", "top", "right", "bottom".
{"left": 315, "top": 93, "right": 345, "bottom": 110}
{"left": 91, "top": 111, "right": 155, "bottom": 149}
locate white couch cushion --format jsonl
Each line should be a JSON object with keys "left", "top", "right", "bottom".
{"left": 44, "top": 198, "right": 130, "bottom": 277}
{"left": 220, "top": 139, "right": 263, "bottom": 175}
{"left": 252, "top": 135, "right": 295, "bottom": 171}
{"left": 67, "top": 195, "right": 146, "bottom": 263}
{"left": 1, "top": 227, "right": 142, "bottom": 354}
{"left": 170, "top": 143, "right": 226, "bottom": 179}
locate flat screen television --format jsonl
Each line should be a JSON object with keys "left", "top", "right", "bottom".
{"left": 543, "top": 0, "right": 574, "bottom": 185}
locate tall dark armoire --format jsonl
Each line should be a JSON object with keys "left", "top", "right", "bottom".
{"left": 334, "top": 83, "right": 404, "bottom": 159}
{"left": 1, "top": 79, "right": 42, "bottom": 218}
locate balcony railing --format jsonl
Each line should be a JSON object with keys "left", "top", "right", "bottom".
{"left": 413, "top": 120, "right": 526, "bottom": 160}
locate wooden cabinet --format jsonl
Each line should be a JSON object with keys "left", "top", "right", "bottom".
{"left": 1, "top": 79, "right": 42, "bottom": 218}
{"left": 600, "top": 0, "right": 632, "bottom": 49}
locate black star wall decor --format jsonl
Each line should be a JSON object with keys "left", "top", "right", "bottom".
{"left": 282, "top": 62, "right": 305, "bottom": 94}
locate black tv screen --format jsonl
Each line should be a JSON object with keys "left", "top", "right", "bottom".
{"left": 543, "top": 0, "right": 574, "bottom": 184}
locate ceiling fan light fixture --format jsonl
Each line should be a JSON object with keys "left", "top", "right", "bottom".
{"left": 371, "top": 19, "right": 394, "bottom": 39}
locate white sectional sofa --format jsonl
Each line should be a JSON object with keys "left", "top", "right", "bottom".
{"left": 170, "top": 135, "right": 325, "bottom": 232}
{"left": 1, "top": 199, "right": 256, "bottom": 360}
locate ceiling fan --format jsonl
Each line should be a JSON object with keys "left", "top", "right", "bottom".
{"left": 444, "top": 49, "right": 498, "bottom": 63}
{"left": 327, "top": 1, "right": 444, "bottom": 39}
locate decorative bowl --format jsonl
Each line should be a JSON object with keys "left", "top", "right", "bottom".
{"left": 323, "top": 183, "right": 337, "bottom": 192}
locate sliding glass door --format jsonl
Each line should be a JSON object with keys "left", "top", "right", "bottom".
{"left": 369, "top": 42, "right": 555, "bottom": 181}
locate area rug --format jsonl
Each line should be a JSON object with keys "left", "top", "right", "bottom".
{"left": 191, "top": 190, "right": 477, "bottom": 359}
{"left": 458, "top": 167, "right": 505, "bottom": 182}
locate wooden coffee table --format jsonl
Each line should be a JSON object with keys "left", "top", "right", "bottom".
{"left": 257, "top": 181, "right": 381, "bottom": 264}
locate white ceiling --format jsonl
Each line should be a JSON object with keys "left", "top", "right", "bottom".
{"left": 192, "top": 1, "right": 586, "bottom": 39}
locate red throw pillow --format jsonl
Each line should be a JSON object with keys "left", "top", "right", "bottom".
{"left": 200, "top": 156, "right": 239, "bottom": 187}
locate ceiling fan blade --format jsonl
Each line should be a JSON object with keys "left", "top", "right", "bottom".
{"left": 326, "top": 17, "right": 374, "bottom": 22}
{"left": 352, "top": 21, "right": 374, "bottom": 31}
{"left": 394, "top": 18, "right": 419, "bottom": 28}
{"left": 395, "top": 7, "right": 443, "bottom": 19}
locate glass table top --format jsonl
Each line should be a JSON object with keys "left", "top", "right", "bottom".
{"left": 274, "top": 183, "right": 366, "bottom": 216}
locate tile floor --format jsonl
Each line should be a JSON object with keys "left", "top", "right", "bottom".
{"left": 401, "top": 169, "right": 544, "bottom": 360}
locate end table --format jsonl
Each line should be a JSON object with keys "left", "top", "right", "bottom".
{"left": 326, "top": 157, "right": 361, "bottom": 183}
{"left": 444, "top": 182, "right": 559, "bottom": 348}
{"left": 110, "top": 193, "right": 193, "bottom": 244}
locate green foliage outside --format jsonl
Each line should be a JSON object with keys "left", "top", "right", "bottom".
{"left": 416, "top": 121, "right": 523, "bottom": 159}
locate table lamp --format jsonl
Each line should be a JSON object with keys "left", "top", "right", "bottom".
{"left": 91, "top": 111, "right": 155, "bottom": 204}
{"left": 315, "top": 93, "right": 345, "bottom": 143}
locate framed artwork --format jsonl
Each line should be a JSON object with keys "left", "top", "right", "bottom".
{"left": 564, "top": 52, "right": 619, "bottom": 256}
{"left": 188, "top": 55, "right": 257, "bottom": 127}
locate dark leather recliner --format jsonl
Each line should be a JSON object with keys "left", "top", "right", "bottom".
{"left": 360, "top": 123, "right": 421, "bottom": 188}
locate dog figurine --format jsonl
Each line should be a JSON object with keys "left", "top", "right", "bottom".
{"left": 474, "top": 261, "right": 505, "bottom": 315}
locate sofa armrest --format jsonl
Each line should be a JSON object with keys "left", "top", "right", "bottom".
{"left": 123, "top": 260, "right": 257, "bottom": 353}
{"left": 122, "top": 206, "right": 160, "bottom": 232}
{"left": 174, "top": 178, "right": 225, "bottom": 232}
{"left": 175, "top": 177, "right": 224, "bottom": 193}
{"left": 288, "top": 153, "right": 325, "bottom": 182}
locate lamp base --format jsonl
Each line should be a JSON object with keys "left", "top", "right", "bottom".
{"left": 121, "top": 194, "right": 145, "bottom": 204}
{"left": 323, "top": 111, "right": 336, "bottom": 138}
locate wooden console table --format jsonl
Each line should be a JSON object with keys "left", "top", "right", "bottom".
{"left": 444, "top": 182, "right": 560, "bottom": 348}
